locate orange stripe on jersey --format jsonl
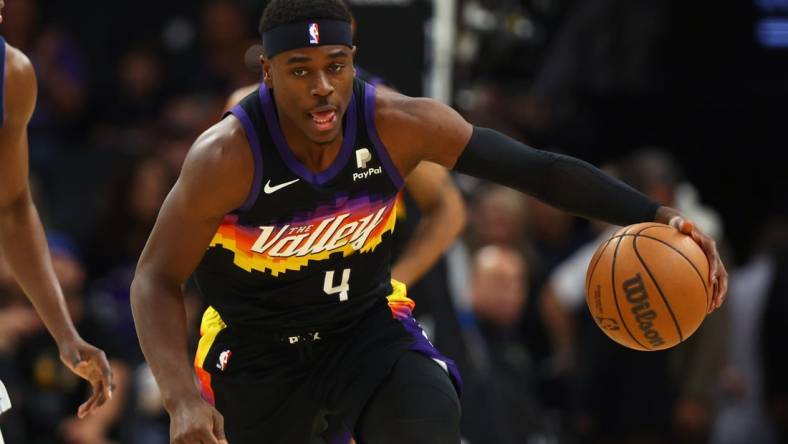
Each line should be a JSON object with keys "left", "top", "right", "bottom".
{"left": 194, "top": 307, "right": 228, "bottom": 406}
{"left": 195, "top": 366, "right": 214, "bottom": 406}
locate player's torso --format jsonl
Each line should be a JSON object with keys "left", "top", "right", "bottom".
{"left": 194, "top": 78, "right": 404, "bottom": 330}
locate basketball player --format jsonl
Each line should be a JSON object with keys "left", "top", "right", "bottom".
{"left": 0, "top": 12, "right": 113, "bottom": 427}
{"left": 224, "top": 41, "right": 468, "bottom": 444}
{"left": 130, "top": 1, "right": 728, "bottom": 443}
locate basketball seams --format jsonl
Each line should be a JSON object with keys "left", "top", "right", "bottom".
{"left": 606, "top": 233, "right": 708, "bottom": 291}
{"left": 635, "top": 224, "right": 673, "bottom": 236}
{"left": 585, "top": 237, "right": 613, "bottom": 304}
{"left": 632, "top": 235, "right": 684, "bottom": 343}
{"left": 610, "top": 233, "right": 710, "bottom": 309}
{"left": 610, "top": 229, "right": 649, "bottom": 351}
{"left": 637, "top": 234, "right": 710, "bottom": 309}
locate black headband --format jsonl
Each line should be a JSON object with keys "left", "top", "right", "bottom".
{"left": 263, "top": 19, "right": 353, "bottom": 59}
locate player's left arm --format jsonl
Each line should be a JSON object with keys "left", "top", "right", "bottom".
{"left": 391, "top": 161, "right": 467, "bottom": 287}
{"left": 0, "top": 44, "right": 113, "bottom": 417}
{"left": 377, "top": 92, "right": 727, "bottom": 311}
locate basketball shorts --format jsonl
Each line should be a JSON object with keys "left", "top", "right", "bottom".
{"left": 194, "top": 280, "right": 462, "bottom": 444}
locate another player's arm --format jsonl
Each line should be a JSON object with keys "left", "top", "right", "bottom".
{"left": 0, "top": 44, "right": 113, "bottom": 417}
{"left": 538, "top": 283, "right": 576, "bottom": 372}
{"left": 130, "top": 117, "right": 251, "bottom": 444}
{"left": 391, "top": 162, "right": 466, "bottom": 287}
{"left": 375, "top": 91, "right": 727, "bottom": 311}
{"left": 224, "top": 84, "right": 258, "bottom": 112}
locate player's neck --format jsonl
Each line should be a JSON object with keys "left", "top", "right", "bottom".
{"left": 278, "top": 116, "right": 343, "bottom": 173}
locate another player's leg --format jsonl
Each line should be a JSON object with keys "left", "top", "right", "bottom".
{"left": 355, "top": 351, "right": 461, "bottom": 444}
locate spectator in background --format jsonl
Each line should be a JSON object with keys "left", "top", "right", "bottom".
{"left": 467, "top": 184, "right": 531, "bottom": 253}
{"left": 712, "top": 217, "right": 788, "bottom": 444}
{"left": 113, "top": 47, "right": 164, "bottom": 127}
{"left": 759, "top": 212, "right": 788, "bottom": 444}
{"left": 465, "top": 180, "right": 586, "bottom": 413}
{"left": 87, "top": 155, "right": 174, "bottom": 279}
{"left": 31, "top": 28, "right": 90, "bottom": 138}
{"left": 157, "top": 93, "right": 223, "bottom": 175}
{"left": 467, "top": 244, "right": 553, "bottom": 443}
{"left": 539, "top": 164, "right": 621, "bottom": 379}
{"left": 0, "top": 0, "right": 37, "bottom": 52}
{"left": 195, "top": 0, "right": 259, "bottom": 93}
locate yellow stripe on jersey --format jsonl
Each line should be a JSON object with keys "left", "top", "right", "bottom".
{"left": 195, "top": 306, "right": 227, "bottom": 369}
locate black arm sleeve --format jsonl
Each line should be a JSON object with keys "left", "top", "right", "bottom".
{"left": 454, "top": 126, "right": 660, "bottom": 226}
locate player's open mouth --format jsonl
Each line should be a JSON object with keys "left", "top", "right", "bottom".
{"left": 310, "top": 108, "right": 337, "bottom": 132}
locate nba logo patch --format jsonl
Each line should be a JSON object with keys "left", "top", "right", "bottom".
{"left": 217, "top": 350, "right": 232, "bottom": 371}
{"left": 309, "top": 22, "right": 320, "bottom": 44}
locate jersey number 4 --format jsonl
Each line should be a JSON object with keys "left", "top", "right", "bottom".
{"left": 323, "top": 269, "right": 351, "bottom": 302}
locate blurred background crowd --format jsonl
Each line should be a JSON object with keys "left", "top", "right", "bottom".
{"left": 1, "top": 0, "right": 787, "bottom": 443}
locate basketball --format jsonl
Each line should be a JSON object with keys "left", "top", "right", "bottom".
{"left": 585, "top": 222, "right": 711, "bottom": 351}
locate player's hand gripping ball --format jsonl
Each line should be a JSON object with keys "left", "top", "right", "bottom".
{"left": 585, "top": 222, "right": 712, "bottom": 351}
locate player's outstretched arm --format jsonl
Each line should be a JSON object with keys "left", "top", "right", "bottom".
{"left": 376, "top": 92, "right": 726, "bottom": 311}
{"left": 0, "top": 43, "right": 113, "bottom": 418}
{"left": 392, "top": 161, "right": 467, "bottom": 287}
{"left": 131, "top": 117, "right": 252, "bottom": 444}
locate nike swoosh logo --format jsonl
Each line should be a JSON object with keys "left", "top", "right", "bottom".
{"left": 264, "top": 178, "right": 300, "bottom": 194}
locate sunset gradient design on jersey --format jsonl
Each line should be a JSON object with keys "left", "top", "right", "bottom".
{"left": 386, "top": 279, "right": 416, "bottom": 320}
{"left": 209, "top": 194, "right": 397, "bottom": 276}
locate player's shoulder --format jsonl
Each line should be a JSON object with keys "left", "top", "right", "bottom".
{"left": 371, "top": 86, "right": 472, "bottom": 172}
{"left": 373, "top": 87, "right": 440, "bottom": 126}
{"left": 2, "top": 42, "right": 37, "bottom": 125}
{"left": 3, "top": 42, "right": 35, "bottom": 90}
{"left": 373, "top": 86, "right": 471, "bottom": 141}
{"left": 179, "top": 116, "right": 254, "bottom": 210}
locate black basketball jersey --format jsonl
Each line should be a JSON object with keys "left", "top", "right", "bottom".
{"left": 193, "top": 78, "right": 405, "bottom": 332}
{"left": 1, "top": 36, "right": 6, "bottom": 127}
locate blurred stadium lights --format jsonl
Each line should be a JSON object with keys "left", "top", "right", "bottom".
{"left": 757, "top": 18, "right": 788, "bottom": 47}
{"left": 755, "top": 0, "right": 788, "bottom": 47}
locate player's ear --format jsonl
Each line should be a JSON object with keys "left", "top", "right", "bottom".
{"left": 261, "top": 56, "right": 273, "bottom": 88}
{"left": 350, "top": 45, "right": 358, "bottom": 77}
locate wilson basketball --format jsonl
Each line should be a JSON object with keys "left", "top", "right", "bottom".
{"left": 585, "top": 222, "right": 711, "bottom": 351}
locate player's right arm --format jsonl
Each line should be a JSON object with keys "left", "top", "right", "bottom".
{"left": 130, "top": 116, "right": 252, "bottom": 444}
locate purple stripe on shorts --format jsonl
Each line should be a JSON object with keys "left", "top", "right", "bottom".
{"left": 228, "top": 104, "right": 263, "bottom": 211}
{"left": 363, "top": 82, "right": 404, "bottom": 190}
{"left": 399, "top": 313, "right": 463, "bottom": 395}
{"left": 259, "top": 87, "right": 357, "bottom": 185}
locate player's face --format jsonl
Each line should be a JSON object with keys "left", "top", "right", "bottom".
{"left": 264, "top": 45, "right": 356, "bottom": 146}
{"left": 0, "top": 0, "right": 5, "bottom": 23}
